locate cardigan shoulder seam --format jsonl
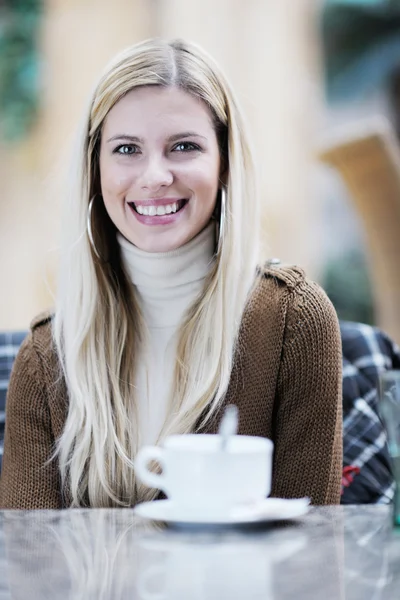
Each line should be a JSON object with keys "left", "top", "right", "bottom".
{"left": 29, "top": 311, "right": 56, "bottom": 368}
{"left": 260, "top": 262, "right": 306, "bottom": 290}
{"left": 30, "top": 310, "right": 54, "bottom": 332}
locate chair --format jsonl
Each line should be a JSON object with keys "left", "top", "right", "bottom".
{"left": 318, "top": 118, "right": 400, "bottom": 343}
{"left": 0, "top": 331, "right": 27, "bottom": 473}
{"left": 340, "top": 320, "right": 400, "bottom": 504}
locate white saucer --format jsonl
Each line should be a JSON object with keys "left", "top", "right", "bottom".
{"left": 134, "top": 497, "right": 310, "bottom": 527}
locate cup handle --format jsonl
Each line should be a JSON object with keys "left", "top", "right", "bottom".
{"left": 135, "top": 446, "right": 167, "bottom": 493}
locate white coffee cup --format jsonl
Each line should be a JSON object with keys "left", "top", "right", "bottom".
{"left": 134, "top": 434, "right": 273, "bottom": 517}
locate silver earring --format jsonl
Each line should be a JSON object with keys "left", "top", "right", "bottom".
{"left": 216, "top": 186, "right": 226, "bottom": 254}
{"left": 87, "top": 196, "right": 101, "bottom": 259}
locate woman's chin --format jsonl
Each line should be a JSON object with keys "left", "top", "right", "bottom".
{"left": 130, "top": 231, "right": 190, "bottom": 253}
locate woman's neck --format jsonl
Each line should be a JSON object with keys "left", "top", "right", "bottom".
{"left": 117, "top": 222, "right": 216, "bottom": 328}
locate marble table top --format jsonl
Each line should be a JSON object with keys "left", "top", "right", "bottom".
{"left": 0, "top": 505, "right": 399, "bottom": 599}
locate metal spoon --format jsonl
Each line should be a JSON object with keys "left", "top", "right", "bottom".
{"left": 218, "top": 404, "right": 239, "bottom": 451}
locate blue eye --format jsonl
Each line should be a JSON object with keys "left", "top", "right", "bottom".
{"left": 114, "top": 144, "right": 139, "bottom": 155}
{"left": 172, "top": 142, "right": 200, "bottom": 152}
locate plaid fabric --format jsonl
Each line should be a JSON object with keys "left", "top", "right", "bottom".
{"left": 0, "top": 331, "right": 27, "bottom": 472}
{"left": 340, "top": 321, "right": 400, "bottom": 504}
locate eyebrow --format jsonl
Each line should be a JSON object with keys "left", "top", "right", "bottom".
{"left": 168, "top": 132, "right": 207, "bottom": 142}
{"left": 106, "top": 132, "right": 207, "bottom": 143}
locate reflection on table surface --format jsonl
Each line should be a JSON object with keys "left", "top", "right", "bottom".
{"left": 0, "top": 506, "right": 399, "bottom": 599}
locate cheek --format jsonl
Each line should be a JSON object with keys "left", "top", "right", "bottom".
{"left": 183, "top": 159, "right": 220, "bottom": 202}
{"left": 100, "top": 158, "right": 134, "bottom": 199}
{"left": 192, "top": 172, "right": 220, "bottom": 210}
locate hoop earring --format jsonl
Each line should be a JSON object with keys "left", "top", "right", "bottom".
{"left": 87, "top": 196, "right": 101, "bottom": 259}
{"left": 216, "top": 186, "right": 226, "bottom": 255}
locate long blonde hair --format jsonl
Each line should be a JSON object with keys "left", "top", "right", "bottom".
{"left": 53, "top": 38, "right": 261, "bottom": 507}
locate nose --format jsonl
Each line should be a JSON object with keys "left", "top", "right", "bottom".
{"left": 137, "top": 155, "right": 174, "bottom": 193}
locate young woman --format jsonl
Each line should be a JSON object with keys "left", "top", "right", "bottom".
{"left": 0, "top": 39, "right": 342, "bottom": 509}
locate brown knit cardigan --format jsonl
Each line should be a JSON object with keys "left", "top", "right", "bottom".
{"left": 0, "top": 264, "right": 343, "bottom": 509}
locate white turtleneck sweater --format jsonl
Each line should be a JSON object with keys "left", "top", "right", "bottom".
{"left": 118, "top": 223, "right": 215, "bottom": 445}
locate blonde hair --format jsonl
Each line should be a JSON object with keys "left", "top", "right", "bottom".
{"left": 53, "top": 38, "right": 261, "bottom": 507}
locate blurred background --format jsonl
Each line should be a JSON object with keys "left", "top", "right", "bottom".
{"left": 1, "top": 0, "right": 400, "bottom": 342}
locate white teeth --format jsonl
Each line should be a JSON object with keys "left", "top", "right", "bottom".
{"left": 134, "top": 201, "right": 182, "bottom": 216}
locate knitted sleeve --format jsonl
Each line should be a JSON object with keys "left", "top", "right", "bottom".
{"left": 271, "top": 279, "right": 343, "bottom": 505}
{"left": 0, "top": 333, "right": 62, "bottom": 509}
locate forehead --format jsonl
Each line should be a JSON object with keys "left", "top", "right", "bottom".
{"left": 102, "top": 86, "right": 215, "bottom": 136}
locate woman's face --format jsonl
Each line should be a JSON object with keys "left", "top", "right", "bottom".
{"left": 99, "top": 85, "right": 221, "bottom": 253}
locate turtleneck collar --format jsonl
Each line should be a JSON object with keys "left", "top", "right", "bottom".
{"left": 117, "top": 221, "right": 216, "bottom": 328}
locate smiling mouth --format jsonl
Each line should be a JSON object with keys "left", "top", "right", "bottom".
{"left": 128, "top": 199, "right": 188, "bottom": 216}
